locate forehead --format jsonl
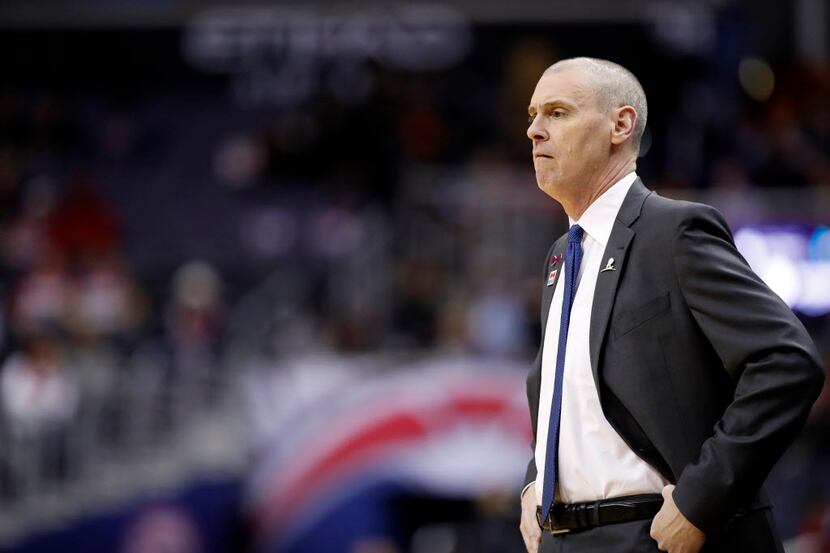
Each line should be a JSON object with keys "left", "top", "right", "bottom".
{"left": 529, "top": 68, "right": 596, "bottom": 109}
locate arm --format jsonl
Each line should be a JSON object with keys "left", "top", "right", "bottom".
{"left": 520, "top": 371, "right": 541, "bottom": 552}
{"left": 520, "top": 480, "right": 541, "bottom": 553}
{"left": 522, "top": 239, "right": 559, "bottom": 499}
{"left": 520, "top": 344, "right": 542, "bottom": 552}
{"left": 519, "top": 241, "right": 560, "bottom": 551}
{"left": 669, "top": 205, "right": 824, "bottom": 533}
{"left": 523, "top": 383, "right": 538, "bottom": 490}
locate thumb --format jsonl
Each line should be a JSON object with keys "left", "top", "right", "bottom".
{"left": 661, "top": 484, "right": 675, "bottom": 500}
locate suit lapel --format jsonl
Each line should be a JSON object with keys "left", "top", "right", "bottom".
{"left": 528, "top": 236, "right": 567, "bottom": 427}
{"left": 588, "top": 179, "right": 651, "bottom": 395}
{"left": 541, "top": 237, "right": 567, "bottom": 331}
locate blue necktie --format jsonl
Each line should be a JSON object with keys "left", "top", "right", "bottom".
{"left": 540, "top": 224, "right": 584, "bottom": 519}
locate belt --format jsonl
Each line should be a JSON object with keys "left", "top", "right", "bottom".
{"left": 536, "top": 493, "right": 664, "bottom": 534}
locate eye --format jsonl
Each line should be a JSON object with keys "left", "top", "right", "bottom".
{"left": 551, "top": 109, "right": 565, "bottom": 118}
{"left": 527, "top": 114, "right": 535, "bottom": 124}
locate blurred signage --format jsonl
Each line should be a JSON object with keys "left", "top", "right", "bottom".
{"left": 734, "top": 225, "right": 830, "bottom": 316}
{"left": 243, "top": 356, "right": 530, "bottom": 549}
{"left": 182, "top": 4, "right": 472, "bottom": 107}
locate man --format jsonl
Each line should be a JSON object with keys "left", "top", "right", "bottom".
{"left": 518, "top": 57, "right": 824, "bottom": 553}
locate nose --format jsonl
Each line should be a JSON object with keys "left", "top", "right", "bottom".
{"left": 527, "top": 116, "right": 548, "bottom": 142}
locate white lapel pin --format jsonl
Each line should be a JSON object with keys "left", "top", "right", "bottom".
{"left": 600, "top": 257, "right": 616, "bottom": 272}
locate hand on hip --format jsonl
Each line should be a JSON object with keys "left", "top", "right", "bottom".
{"left": 520, "top": 484, "right": 542, "bottom": 553}
{"left": 650, "top": 485, "right": 706, "bottom": 553}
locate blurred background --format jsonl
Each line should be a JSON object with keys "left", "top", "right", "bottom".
{"left": 0, "top": 0, "right": 828, "bottom": 552}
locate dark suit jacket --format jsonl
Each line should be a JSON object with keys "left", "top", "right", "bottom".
{"left": 524, "top": 178, "right": 824, "bottom": 545}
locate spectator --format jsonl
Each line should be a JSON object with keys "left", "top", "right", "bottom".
{"left": 0, "top": 332, "right": 78, "bottom": 436}
{"left": 8, "top": 244, "right": 72, "bottom": 337}
{"left": 47, "top": 174, "right": 120, "bottom": 261}
{"left": 71, "top": 250, "right": 147, "bottom": 342}
{"left": 166, "top": 260, "right": 224, "bottom": 352}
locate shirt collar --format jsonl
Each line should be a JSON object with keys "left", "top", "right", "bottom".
{"left": 568, "top": 172, "right": 637, "bottom": 248}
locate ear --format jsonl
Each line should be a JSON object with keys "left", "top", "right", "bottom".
{"left": 610, "top": 106, "right": 637, "bottom": 146}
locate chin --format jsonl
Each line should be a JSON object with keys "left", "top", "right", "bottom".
{"left": 537, "top": 178, "right": 561, "bottom": 200}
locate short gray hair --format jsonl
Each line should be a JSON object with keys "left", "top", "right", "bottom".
{"left": 547, "top": 57, "right": 648, "bottom": 153}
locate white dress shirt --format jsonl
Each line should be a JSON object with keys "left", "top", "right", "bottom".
{"left": 531, "top": 172, "right": 669, "bottom": 505}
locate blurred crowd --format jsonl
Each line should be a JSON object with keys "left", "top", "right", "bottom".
{"left": 0, "top": 22, "right": 829, "bottom": 551}
{"left": 0, "top": 103, "right": 228, "bottom": 499}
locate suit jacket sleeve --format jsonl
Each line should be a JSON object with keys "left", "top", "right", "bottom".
{"left": 524, "top": 453, "right": 537, "bottom": 490}
{"left": 670, "top": 204, "right": 825, "bottom": 533}
{"left": 523, "top": 240, "right": 561, "bottom": 496}
{"left": 523, "top": 344, "right": 542, "bottom": 491}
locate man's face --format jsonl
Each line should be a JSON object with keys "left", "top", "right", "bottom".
{"left": 526, "top": 68, "right": 612, "bottom": 202}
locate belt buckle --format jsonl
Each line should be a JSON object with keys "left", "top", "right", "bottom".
{"left": 536, "top": 510, "right": 570, "bottom": 535}
{"left": 535, "top": 510, "right": 549, "bottom": 530}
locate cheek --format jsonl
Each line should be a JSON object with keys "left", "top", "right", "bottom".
{"left": 553, "top": 127, "right": 579, "bottom": 157}
{"left": 560, "top": 129, "right": 599, "bottom": 166}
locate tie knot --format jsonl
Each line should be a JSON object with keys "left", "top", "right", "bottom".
{"left": 567, "top": 224, "right": 584, "bottom": 244}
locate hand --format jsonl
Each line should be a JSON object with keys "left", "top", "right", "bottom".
{"left": 519, "top": 484, "right": 542, "bottom": 553}
{"left": 650, "top": 485, "right": 706, "bottom": 553}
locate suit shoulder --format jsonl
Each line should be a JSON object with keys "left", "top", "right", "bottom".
{"left": 642, "top": 191, "right": 728, "bottom": 231}
{"left": 643, "top": 191, "right": 719, "bottom": 217}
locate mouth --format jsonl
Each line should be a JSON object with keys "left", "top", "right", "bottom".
{"left": 534, "top": 154, "right": 553, "bottom": 160}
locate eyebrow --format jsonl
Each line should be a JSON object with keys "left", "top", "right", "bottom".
{"left": 527, "top": 99, "right": 578, "bottom": 116}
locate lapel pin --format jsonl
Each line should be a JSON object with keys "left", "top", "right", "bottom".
{"left": 546, "top": 268, "right": 558, "bottom": 287}
{"left": 600, "top": 257, "right": 616, "bottom": 272}
{"left": 550, "top": 254, "right": 562, "bottom": 267}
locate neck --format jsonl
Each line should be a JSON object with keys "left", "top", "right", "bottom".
{"left": 561, "top": 156, "right": 636, "bottom": 220}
